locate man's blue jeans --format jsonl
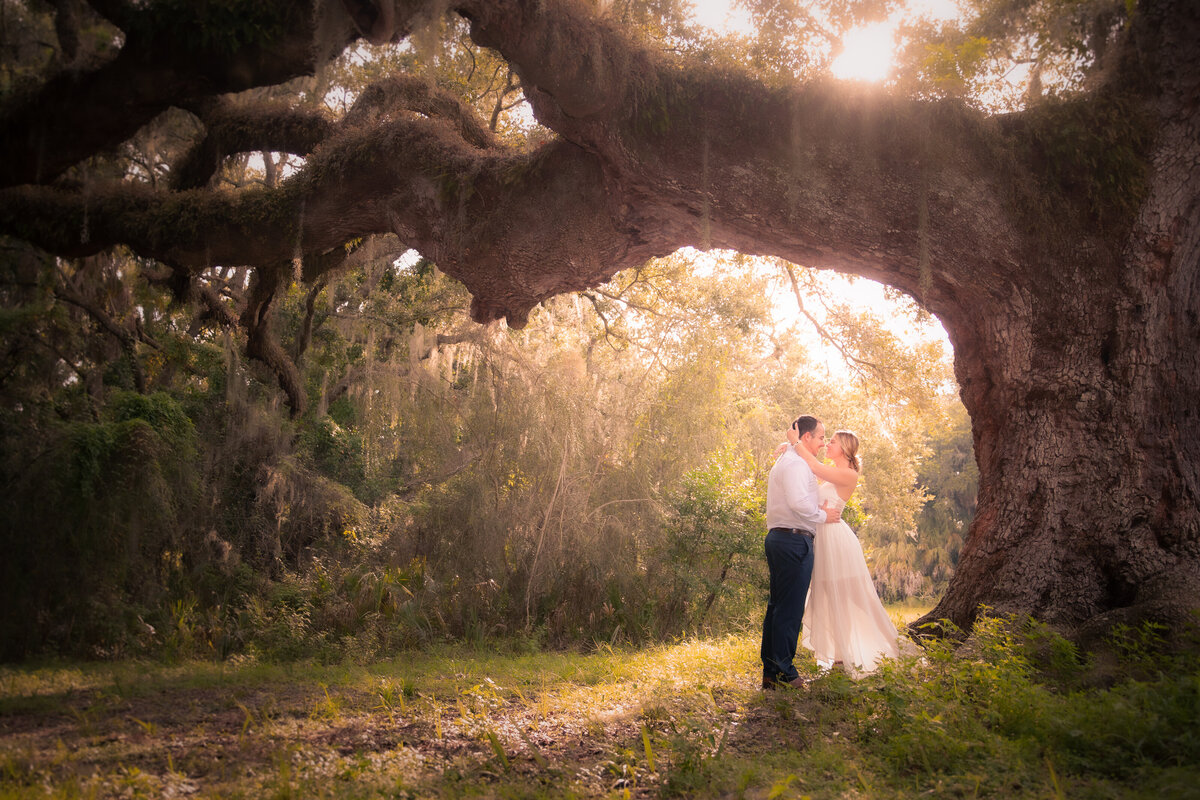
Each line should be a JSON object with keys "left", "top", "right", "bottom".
{"left": 760, "top": 528, "right": 815, "bottom": 683}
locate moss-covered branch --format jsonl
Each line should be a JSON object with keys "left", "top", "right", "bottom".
{"left": 342, "top": 75, "right": 501, "bottom": 151}
{"left": 0, "top": 0, "right": 352, "bottom": 188}
{"left": 173, "top": 102, "right": 336, "bottom": 191}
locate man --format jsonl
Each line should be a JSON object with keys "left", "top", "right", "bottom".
{"left": 761, "top": 414, "right": 840, "bottom": 689}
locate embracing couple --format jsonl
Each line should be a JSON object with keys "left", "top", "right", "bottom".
{"left": 760, "top": 414, "right": 900, "bottom": 689}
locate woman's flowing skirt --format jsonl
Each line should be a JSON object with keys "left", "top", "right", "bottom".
{"left": 802, "top": 518, "right": 899, "bottom": 675}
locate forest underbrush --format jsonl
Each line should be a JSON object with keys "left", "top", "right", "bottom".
{"left": 2, "top": 611, "right": 1197, "bottom": 799}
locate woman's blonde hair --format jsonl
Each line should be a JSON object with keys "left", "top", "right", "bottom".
{"left": 834, "top": 430, "right": 860, "bottom": 472}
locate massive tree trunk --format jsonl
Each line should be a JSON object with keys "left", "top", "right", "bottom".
{"left": 0, "top": 0, "right": 1196, "bottom": 633}
{"left": 926, "top": 0, "right": 1200, "bottom": 635}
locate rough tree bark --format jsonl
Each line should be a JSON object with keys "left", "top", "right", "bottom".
{"left": 0, "top": 0, "right": 1196, "bottom": 634}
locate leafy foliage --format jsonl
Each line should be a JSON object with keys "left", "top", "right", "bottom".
{"left": 0, "top": 230, "right": 968, "bottom": 661}
{"left": 895, "top": 0, "right": 1136, "bottom": 110}
{"left": 661, "top": 447, "right": 766, "bottom": 632}
{"left": 0, "top": 391, "right": 200, "bottom": 658}
{"left": 914, "top": 399, "right": 977, "bottom": 593}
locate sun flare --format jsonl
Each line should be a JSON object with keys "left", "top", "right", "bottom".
{"left": 830, "top": 22, "right": 896, "bottom": 82}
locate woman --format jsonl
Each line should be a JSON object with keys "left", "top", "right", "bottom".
{"left": 784, "top": 430, "right": 900, "bottom": 675}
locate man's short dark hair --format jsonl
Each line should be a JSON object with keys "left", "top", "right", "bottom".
{"left": 793, "top": 415, "right": 821, "bottom": 437}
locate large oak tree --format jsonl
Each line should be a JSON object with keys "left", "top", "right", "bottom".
{"left": 1, "top": 0, "right": 1196, "bottom": 637}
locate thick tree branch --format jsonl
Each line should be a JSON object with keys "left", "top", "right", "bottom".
{"left": 4, "top": 0, "right": 1050, "bottom": 338}
{"left": 197, "top": 280, "right": 241, "bottom": 328}
{"left": 451, "top": 1, "right": 1038, "bottom": 323}
{"left": 0, "top": 108, "right": 658, "bottom": 326}
{"left": 173, "top": 102, "right": 335, "bottom": 191}
{"left": 171, "top": 73, "right": 498, "bottom": 194}
{"left": 47, "top": 0, "right": 83, "bottom": 63}
{"left": 3, "top": 0, "right": 1126, "bottom": 338}
{"left": 343, "top": 75, "right": 501, "bottom": 150}
{"left": 0, "top": 0, "right": 357, "bottom": 188}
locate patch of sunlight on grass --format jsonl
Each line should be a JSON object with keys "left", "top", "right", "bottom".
{"left": 337, "top": 634, "right": 764, "bottom": 737}
{"left": 886, "top": 599, "right": 934, "bottom": 629}
{"left": 3, "top": 617, "right": 926, "bottom": 719}
{"left": 0, "top": 663, "right": 109, "bottom": 699}
{"left": 507, "top": 635, "right": 762, "bottom": 727}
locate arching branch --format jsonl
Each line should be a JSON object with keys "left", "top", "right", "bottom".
{"left": 343, "top": 75, "right": 501, "bottom": 150}
{"left": 171, "top": 73, "right": 500, "bottom": 194}
{"left": 0, "top": 0, "right": 1119, "bottom": 436}
{"left": 172, "top": 102, "right": 335, "bottom": 191}
{"left": 5, "top": 0, "right": 1044, "bottom": 338}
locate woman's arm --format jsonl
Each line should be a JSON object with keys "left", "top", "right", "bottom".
{"left": 794, "top": 443, "right": 858, "bottom": 489}
{"left": 772, "top": 424, "right": 802, "bottom": 458}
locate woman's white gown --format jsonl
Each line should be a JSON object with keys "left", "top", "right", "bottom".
{"left": 802, "top": 482, "right": 899, "bottom": 674}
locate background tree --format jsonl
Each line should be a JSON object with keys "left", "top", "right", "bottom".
{"left": 914, "top": 400, "right": 977, "bottom": 595}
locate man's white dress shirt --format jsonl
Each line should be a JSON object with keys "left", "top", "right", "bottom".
{"left": 765, "top": 448, "right": 827, "bottom": 532}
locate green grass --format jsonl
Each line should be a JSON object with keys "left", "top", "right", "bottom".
{"left": 1, "top": 611, "right": 1197, "bottom": 799}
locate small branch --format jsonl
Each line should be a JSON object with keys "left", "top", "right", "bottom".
{"left": 240, "top": 268, "right": 305, "bottom": 417}
{"left": 418, "top": 331, "right": 477, "bottom": 360}
{"left": 325, "top": 366, "right": 360, "bottom": 407}
{"left": 394, "top": 450, "right": 481, "bottom": 499}
{"left": 580, "top": 291, "right": 624, "bottom": 352}
{"left": 461, "top": 30, "right": 479, "bottom": 82}
{"left": 585, "top": 497, "right": 655, "bottom": 518}
{"left": 479, "top": 62, "right": 506, "bottom": 99}
{"left": 132, "top": 315, "right": 162, "bottom": 351}
{"left": 489, "top": 69, "right": 517, "bottom": 132}
{"left": 589, "top": 285, "right": 683, "bottom": 321}
{"left": 294, "top": 276, "right": 327, "bottom": 361}
{"left": 53, "top": 271, "right": 148, "bottom": 392}
{"left": 780, "top": 262, "right": 894, "bottom": 389}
